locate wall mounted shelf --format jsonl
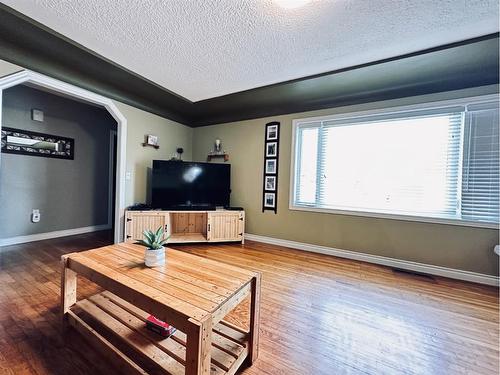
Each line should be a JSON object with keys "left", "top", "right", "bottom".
{"left": 207, "top": 153, "right": 229, "bottom": 162}
{"left": 142, "top": 142, "right": 159, "bottom": 149}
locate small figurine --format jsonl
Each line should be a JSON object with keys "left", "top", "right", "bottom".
{"left": 215, "top": 138, "right": 222, "bottom": 153}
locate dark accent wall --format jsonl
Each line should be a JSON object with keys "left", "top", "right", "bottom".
{"left": 0, "top": 4, "right": 498, "bottom": 128}
{"left": 0, "top": 85, "right": 117, "bottom": 238}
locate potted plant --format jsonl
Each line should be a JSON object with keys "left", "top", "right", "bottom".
{"left": 135, "top": 226, "right": 169, "bottom": 267}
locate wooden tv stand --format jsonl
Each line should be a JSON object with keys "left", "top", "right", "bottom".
{"left": 125, "top": 209, "right": 245, "bottom": 244}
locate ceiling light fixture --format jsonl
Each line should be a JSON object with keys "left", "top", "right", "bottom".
{"left": 275, "top": 0, "right": 311, "bottom": 9}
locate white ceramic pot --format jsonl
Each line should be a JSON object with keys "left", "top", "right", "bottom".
{"left": 144, "top": 247, "right": 166, "bottom": 267}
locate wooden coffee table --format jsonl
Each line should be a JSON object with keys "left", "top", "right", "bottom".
{"left": 61, "top": 243, "right": 261, "bottom": 375}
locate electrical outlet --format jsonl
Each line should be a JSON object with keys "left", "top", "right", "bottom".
{"left": 31, "top": 209, "right": 41, "bottom": 223}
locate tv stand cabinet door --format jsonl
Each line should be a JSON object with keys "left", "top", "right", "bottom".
{"left": 125, "top": 211, "right": 169, "bottom": 242}
{"left": 207, "top": 211, "right": 244, "bottom": 242}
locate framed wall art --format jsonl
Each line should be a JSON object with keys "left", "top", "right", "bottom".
{"left": 265, "top": 175, "right": 276, "bottom": 191}
{"left": 264, "top": 192, "right": 276, "bottom": 208}
{"left": 1, "top": 127, "right": 74, "bottom": 160}
{"left": 265, "top": 159, "right": 277, "bottom": 174}
{"left": 262, "top": 121, "right": 280, "bottom": 213}
{"left": 266, "top": 123, "right": 279, "bottom": 140}
{"left": 265, "top": 142, "right": 278, "bottom": 157}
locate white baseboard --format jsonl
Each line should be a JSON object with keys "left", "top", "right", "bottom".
{"left": 244, "top": 233, "right": 499, "bottom": 286}
{"left": 0, "top": 224, "right": 112, "bottom": 247}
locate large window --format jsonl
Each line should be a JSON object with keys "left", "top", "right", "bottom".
{"left": 291, "top": 97, "right": 499, "bottom": 227}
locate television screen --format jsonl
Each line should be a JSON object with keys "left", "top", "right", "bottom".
{"left": 151, "top": 161, "right": 230, "bottom": 209}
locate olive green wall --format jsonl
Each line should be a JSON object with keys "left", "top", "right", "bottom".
{"left": 0, "top": 59, "right": 20, "bottom": 77}
{"left": 0, "top": 59, "right": 193, "bottom": 211}
{"left": 116, "top": 100, "right": 192, "bottom": 205}
{"left": 193, "top": 85, "right": 500, "bottom": 276}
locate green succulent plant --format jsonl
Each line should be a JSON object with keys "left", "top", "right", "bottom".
{"left": 134, "top": 226, "right": 169, "bottom": 250}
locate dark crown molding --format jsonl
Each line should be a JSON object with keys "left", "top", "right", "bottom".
{"left": 0, "top": 4, "right": 498, "bottom": 128}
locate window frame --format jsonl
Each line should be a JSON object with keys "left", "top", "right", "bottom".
{"left": 289, "top": 93, "right": 500, "bottom": 229}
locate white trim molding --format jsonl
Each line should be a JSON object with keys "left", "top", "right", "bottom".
{"left": 0, "top": 224, "right": 112, "bottom": 247}
{"left": 288, "top": 206, "right": 500, "bottom": 230}
{"left": 108, "top": 129, "right": 118, "bottom": 228}
{"left": 0, "top": 70, "right": 127, "bottom": 243}
{"left": 245, "top": 233, "right": 500, "bottom": 286}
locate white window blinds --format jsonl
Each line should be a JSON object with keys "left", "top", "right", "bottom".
{"left": 461, "top": 102, "right": 499, "bottom": 223}
{"left": 295, "top": 124, "right": 319, "bottom": 205}
{"left": 292, "top": 98, "right": 500, "bottom": 226}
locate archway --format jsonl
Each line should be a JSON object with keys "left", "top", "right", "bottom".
{"left": 0, "top": 70, "right": 126, "bottom": 242}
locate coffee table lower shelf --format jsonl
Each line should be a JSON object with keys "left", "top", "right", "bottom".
{"left": 67, "top": 291, "right": 249, "bottom": 375}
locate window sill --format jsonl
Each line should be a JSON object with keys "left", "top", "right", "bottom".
{"left": 289, "top": 205, "right": 499, "bottom": 229}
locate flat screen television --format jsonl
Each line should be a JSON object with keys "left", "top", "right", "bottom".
{"left": 151, "top": 160, "right": 230, "bottom": 209}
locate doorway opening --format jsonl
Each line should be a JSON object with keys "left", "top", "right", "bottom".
{"left": 0, "top": 70, "right": 127, "bottom": 243}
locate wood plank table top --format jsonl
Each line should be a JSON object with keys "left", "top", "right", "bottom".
{"left": 65, "top": 243, "right": 258, "bottom": 326}
{"left": 61, "top": 242, "right": 261, "bottom": 375}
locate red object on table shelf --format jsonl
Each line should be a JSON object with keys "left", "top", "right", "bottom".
{"left": 146, "top": 315, "right": 177, "bottom": 337}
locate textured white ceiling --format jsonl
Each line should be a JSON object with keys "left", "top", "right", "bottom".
{"left": 3, "top": 0, "right": 499, "bottom": 102}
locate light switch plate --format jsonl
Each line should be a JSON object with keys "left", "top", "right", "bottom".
{"left": 32, "top": 109, "right": 44, "bottom": 122}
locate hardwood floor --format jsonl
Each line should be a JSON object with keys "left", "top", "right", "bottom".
{"left": 0, "top": 231, "right": 498, "bottom": 374}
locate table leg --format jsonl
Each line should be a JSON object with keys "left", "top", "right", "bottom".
{"left": 247, "top": 273, "right": 261, "bottom": 364}
{"left": 61, "top": 255, "right": 77, "bottom": 331}
{"left": 185, "top": 316, "right": 212, "bottom": 375}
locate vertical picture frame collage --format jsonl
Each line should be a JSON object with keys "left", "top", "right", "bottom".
{"left": 262, "top": 121, "right": 280, "bottom": 213}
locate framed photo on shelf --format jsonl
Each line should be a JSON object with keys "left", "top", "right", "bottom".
{"left": 265, "top": 159, "right": 277, "bottom": 174}
{"left": 265, "top": 175, "right": 276, "bottom": 191}
{"left": 146, "top": 134, "right": 158, "bottom": 146}
{"left": 264, "top": 192, "right": 276, "bottom": 208}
